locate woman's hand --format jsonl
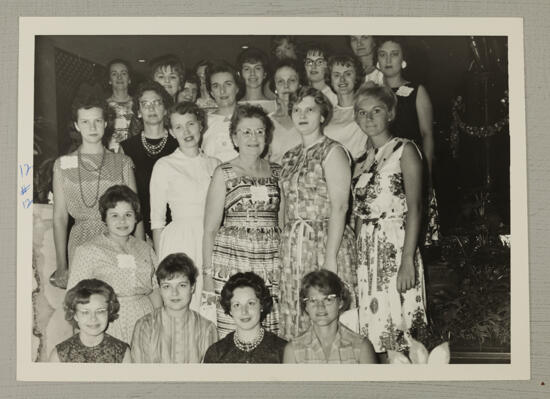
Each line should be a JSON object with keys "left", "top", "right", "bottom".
{"left": 397, "top": 255, "right": 415, "bottom": 293}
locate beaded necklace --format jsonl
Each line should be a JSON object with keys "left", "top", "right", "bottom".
{"left": 233, "top": 327, "right": 265, "bottom": 352}
{"left": 141, "top": 132, "right": 168, "bottom": 157}
{"left": 77, "top": 148, "right": 105, "bottom": 208}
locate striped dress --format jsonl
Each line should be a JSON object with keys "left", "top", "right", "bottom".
{"left": 207, "top": 162, "right": 282, "bottom": 337}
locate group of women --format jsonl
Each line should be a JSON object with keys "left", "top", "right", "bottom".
{"left": 48, "top": 35, "right": 438, "bottom": 363}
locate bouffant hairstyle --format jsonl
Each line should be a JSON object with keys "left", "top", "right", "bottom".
{"left": 327, "top": 53, "right": 365, "bottom": 92}
{"left": 236, "top": 47, "right": 270, "bottom": 75}
{"left": 167, "top": 101, "right": 207, "bottom": 136}
{"left": 354, "top": 84, "right": 398, "bottom": 117}
{"left": 132, "top": 80, "right": 173, "bottom": 113}
{"left": 289, "top": 86, "right": 333, "bottom": 128}
{"left": 376, "top": 36, "right": 408, "bottom": 61}
{"left": 204, "top": 61, "right": 239, "bottom": 98}
{"left": 269, "top": 58, "right": 304, "bottom": 93}
{"left": 220, "top": 272, "right": 273, "bottom": 322}
{"left": 98, "top": 184, "right": 141, "bottom": 223}
{"left": 299, "top": 270, "right": 352, "bottom": 313}
{"left": 229, "top": 104, "right": 274, "bottom": 156}
{"left": 149, "top": 54, "right": 186, "bottom": 86}
{"left": 71, "top": 94, "right": 109, "bottom": 123}
{"left": 106, "top": 58, "right": 132, "bottom": 86}
{"left": 64, "top": 279, "right": 120, "bottom": 328}
{"left": 156, "top": 252, "right": 198, "bottom": 286}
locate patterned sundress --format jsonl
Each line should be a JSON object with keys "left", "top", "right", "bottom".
{"left": 352, "top": 137, "right": 427, "bottom": 353}
{"left": 205, "top": 162, "right": 282, "bottom": 338}
{"left": 53, "top": 150, "right": 134, "bottom": 266}
{"left": 279, "top": 136, "right": 357, "bottom": 340}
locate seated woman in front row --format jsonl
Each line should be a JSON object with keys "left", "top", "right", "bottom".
{"left": 203, "top": 272, "right": 288, "bottom": 363}
{"left": 283, "top": 270, "right": 377, "bottom": 364}
{"left": 131, "top": 253, "right": 218, "bottom": 363}
{"left": 49, "top": 279, "right": 131, "bottom": 363}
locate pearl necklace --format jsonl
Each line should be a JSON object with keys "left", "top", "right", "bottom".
{"left": 141, "top": 132, "right": 168, "bottom": 157}
{"left": 233, "top": 327, "right": 264, "bottom": 352}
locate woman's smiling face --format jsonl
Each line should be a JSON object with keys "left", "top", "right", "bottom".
{"left": 230, "top": 286, "right": 262, "bottom": 332}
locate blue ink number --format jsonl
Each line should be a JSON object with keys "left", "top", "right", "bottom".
{"left": 22, "top": 199, "right": 33, "bottom": 209}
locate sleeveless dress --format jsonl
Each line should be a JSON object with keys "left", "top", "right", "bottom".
{"left": 391, "top": 82, "right": 440, "bottom": 246}
{"left": 205, "top": 162, "right": 282, "bottom": 337}
{"left": 267, "top": 113, "right": 302, "bottom": 166}
{"left": 56, "top": 333, "right": 129, "bottom": 363}
{"left": 53, "top": 150, "right": 134, "bottom": 266}
{"left": 279, "top": 136, "right": 357, "bottom": 340}
{"left": 67, "top": 234, "right": 158, "bottom": 344}
{"left": 352, "top": 137, "right": 427, "bottom": 353}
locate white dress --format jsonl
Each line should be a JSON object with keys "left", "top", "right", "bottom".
{"left": 201, "top": 113, "right": 238, "bottom": 162}
{"left": 149, "top": 148, "right": 221, "bottom": 311}
{"left": 324, "top": 105, "right": 368, "bottom": 160}
{"left": 238, "top": 99, "right": 278, "bottom": 114}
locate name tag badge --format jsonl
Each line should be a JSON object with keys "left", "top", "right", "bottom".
{"left": 117, "top": 254, "right": 137, "bottom": 269}
{"left": 250, "top": 185, "right": 269, "bottom": 203}
{"left": 60, "top": 156, "right": 78, "bottom": 170}
{"left": 396, "top": 86, "right": 414, "bottom": 97}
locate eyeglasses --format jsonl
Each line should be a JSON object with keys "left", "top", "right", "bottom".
{"left": 139, "top": 99, "right": 163, "bottom": 108}
{"left": 237, "top": 127, "right": 266, "bottom": 138}
{"left": 303, "top": 294, "right": 338, "bottom": 307}
{"left": 304, "top": 58, "right": 327, "bottom": 68}
{"left": 76, "top": 308, "right": 108, "bottom": 319}
{"left": 356, "top": 106, "right": 388, "bottom": 119}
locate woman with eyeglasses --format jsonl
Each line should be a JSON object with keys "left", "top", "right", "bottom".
{"left": 352, "top": 85, "right": 427, "bottom": 362}
{"left": 302, "top": 42, "right": 337, "bottom": 107}
{"left": 283, "top": 270, "right": 376, "bottom": 364}
{"left": 203, "top": 104, "right": 282, "bottom": 338}
{"left": 120, "top": 81, "right": 178, "bottom": 239}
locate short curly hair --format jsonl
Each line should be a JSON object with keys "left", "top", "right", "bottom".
{"left": 289, "top": 86, "right": 333, "bottom": 129}
{"left": 299, "top": 270, "right": 352, "bottom": 313}
{"left": 354, "top": 84, "right": 398, "bottom": 116}
{"left": 269, "top": 58, "right": 304, "bottom": 95}
{"left": 64, "top": 279, "right": 120, "bottom": 328}
{"left": 220, "top": 272, "right": 273, "bottom": 322}
{"left": 376, "top": 36, "right": 409, "bottom": 61}
{"left": 98, "top": 184, "right": 141, "bottom": 223}
{"left": 327, "top": 53, "right": 365, "bottom": 92}
{"left": 205, "top": 60, "right": 239, "bottom": 99}
{"left": 167, "top": 101, "right": 207, "bottom": 137}
{"left": 156, "top": 253, "right": 198, "bottom": 286}
{"left": 105, "top": 58, "right": 132, "bottom": 88}
{"left": 149, "top": 54, "right": 186, "bottom": 86}
{"left": 229, "top": 104, "right": 274, "bottom": 156}
{"left": 71, "top": 94, "right": 110, "bottom": 123}
{"left": 131, "top": 80, "right": 174, "bottom": 122}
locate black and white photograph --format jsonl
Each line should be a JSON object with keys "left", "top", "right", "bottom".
{"left": 17, "top": 17, "right": 528, "bottom": 381}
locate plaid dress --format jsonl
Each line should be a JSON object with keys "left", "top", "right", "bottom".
{"left": 207, "top": 162, "right": 282, "bottom": 338}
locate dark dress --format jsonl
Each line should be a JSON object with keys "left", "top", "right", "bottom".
{"left": 203, "top": 331, "right": 287, "bottom": 363}
{"left": 120, "top": 133, "right": 178, "bottom": 237}
{"left": 56, "top": 333, "right": 129, "bottom": 363}
{"left": 390, "top": 82, "right": 422, "bottom": 147}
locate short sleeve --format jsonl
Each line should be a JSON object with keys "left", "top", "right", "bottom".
{"left": 67, "top": 244, "right": 96, "bottom": 290}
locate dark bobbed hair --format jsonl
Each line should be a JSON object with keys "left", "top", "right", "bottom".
{"left": 167, "top": 101, "right": 207, "bottom": 133}
{"left": 354, "top": 84, "right": 398, "bottom": 116}
{"left": 270, "top": 35, "right": 297, "bottom": 58}
{"left": 98, "top": 184, "right": 141, "bottom": 223}
{"left": 64, "top": 278, "right": 120, "bottom": 328}
{"left": 376, "top": 36, "right": 408, "bottom": 61}
{"left": 183, "top": 72, "right": 201, "bottom": 88}
{"left": 220, "top": 272, "right": 273, "bottom": 322}
{"left": 71, "top": 94, "right": 109, "bottom": 123}
{"left": 71, "top": 94, "right": 113, "bottom": 147}
{"left": 205, "top": 61, "right": 239, "bottom": 98}
{"left": 236, "top": 47, "right": 270, "bottom": 73}
{"left": 299, "top": 270, "right": 352, "bottom": 313}
{"left": 106, "top": 58, "right": 132, "bottom": 86}
{"left": 289, "top": 86, "right": 333, "bottom": 129}
{"left": 131, "top": 80, "right": 174, "bottom": 125}
{"left": 269, "top": 58, "right": 304, "bottom": 93}
{"left": 229, "top": 104, "right": 274, "bottom": 156}
{"left": 302, "top": 42, "right": 332, "bottom": 85}
{"left": 327, "top": 53, "right": 365, "bottom": 92}
{"left": 149, "top": 54, "right": 186, "bottom": 85}
{"left": 156, "top": 252, "right": 198, "bottom": 286}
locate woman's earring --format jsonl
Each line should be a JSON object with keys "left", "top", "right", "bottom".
{"left": 376, "top": 61, "right": 381, "bottom": 69}
{"left": 401, "top": 60, "right": 407, "bottom": 69}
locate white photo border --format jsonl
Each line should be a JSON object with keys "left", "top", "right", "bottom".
{"left": 17, "top": 16, "right": 529, "bottom": 381}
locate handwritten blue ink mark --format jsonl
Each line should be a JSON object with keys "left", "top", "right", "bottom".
{"left": 22, "top": 199, "right": 33, "bottom": 209}
{"left": 19, "top": 164, "right": 32, "bottom": 177}
{"left": 20, "top": 184, "right": 31, "bottom": 196}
